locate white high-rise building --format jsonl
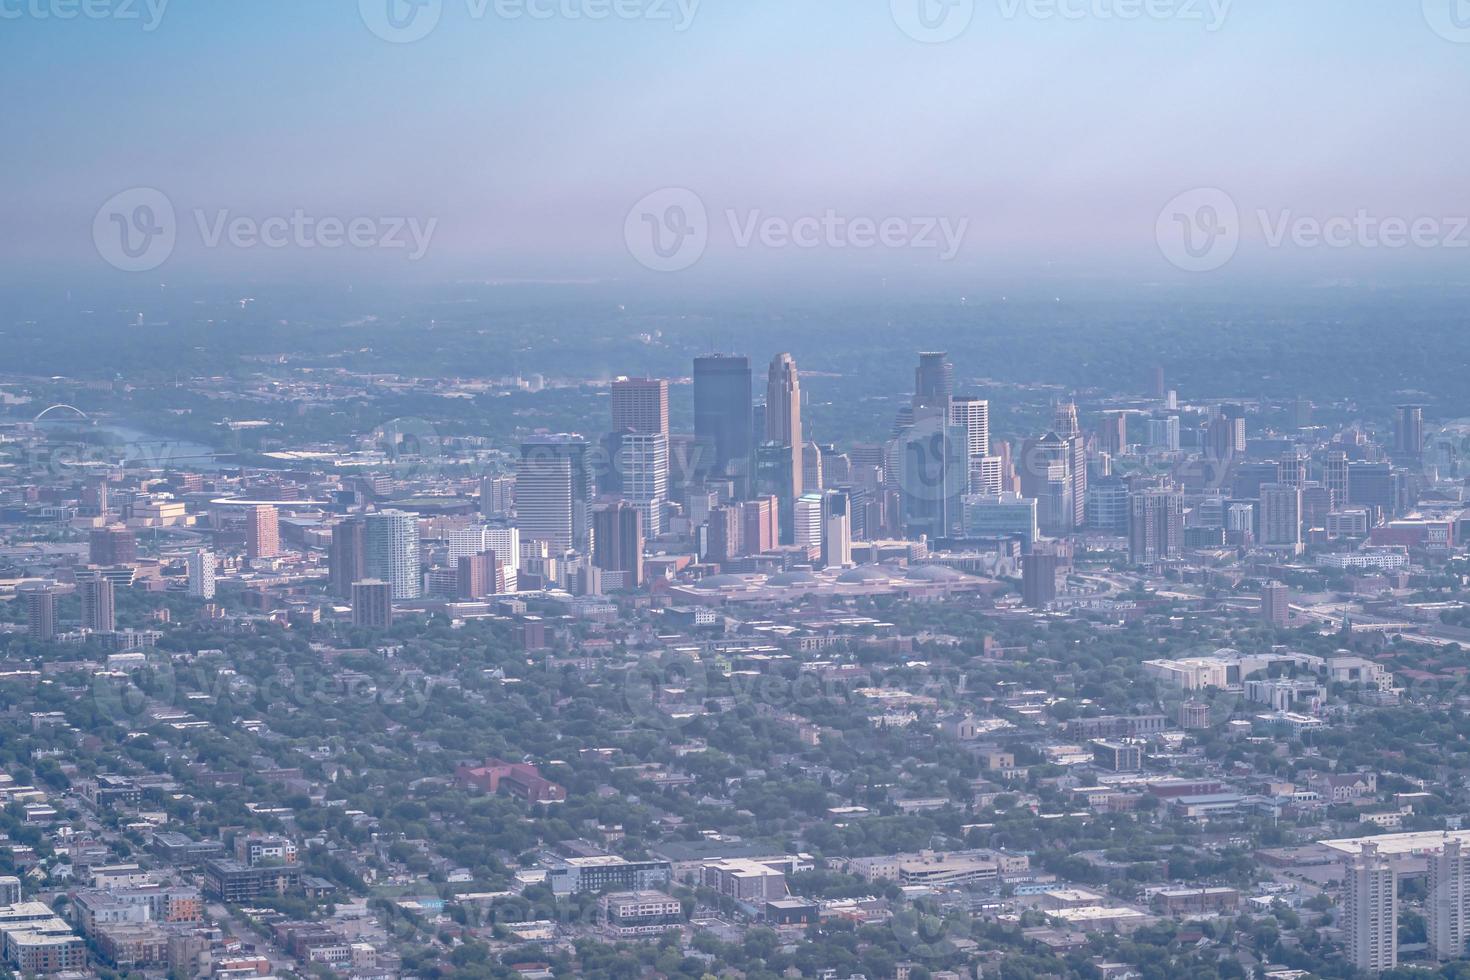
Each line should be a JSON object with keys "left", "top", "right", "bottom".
{"left": 618, "top": 432, "right": 669, "bottom": 538}
{"left": 971, "top": 455, "right": 1004, "bottom": 495}
{"left": 949, "top": 397, "right": 990, "bottom": 460}
{"left": 1343, "top": 842, "right": 1397, "bottom": 973}
{"left": 1429, "top": 839, "right": 1470, "bottom": 961}
{"left": 366, "top": 510, "right": 421, "bottom": 600}
{"left": 516, "top": 450, "right": 574, "bottom": 552}
{"left": 187, "top": 550, "right": 216, "bottom": 599}
{"left": 793, "top": 493, "right": 824, "bottom": 551}
{"left": 448, "top": 524, "right": 519, "bottom": 593}
{"left": 1259, "top": 483, "right": 1303, "bottom": 553}
{"left": 822, "top": 491, "right": 852, "bottom": 569}
{"left": 479, "top": 475, "right": 514, "bottom": 518}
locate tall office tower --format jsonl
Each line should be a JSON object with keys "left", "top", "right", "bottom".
{"left": 914, "top": 352, "right": 955, "bottom": 411}
{"left": 1203, "top": 415, "right": 1235, "bottom": 464}
{"left": 837, "top": 484, "right": 871, "bottom": 540}
{"left": 1258, "top": 483, "right": 1304, "bottom": 552}
{"left": 1021, "top": 432, "right": 1078, "bottom": 536}
{"left": 1098, "top": 411, "right": 1128, "bottom": 456}
{"left": 484, "top": 526, "right": 520, "bottom": 593}
{"left": 456, "top": 552, "right": 498, "bottom": 600}
{"left": 765, "top": 352, "right": 804, "bottom": 501}
{"left": 22, "top": 584, "right": 56, "bottom": 641}
{"left": 1325, "top": 451, "right": 1350, "bottom": 508}
{"left": 815, "top": 445, "right": 846, "bottom": 485}
{"left": 1261, "top": 581, "right": 1291, "bottom": 627}
{"left": 611, "top": 377, "right": 670, "bottom": 436}
{"left": 365, "top": 510, "right": 422, "bottom": 600}
{"left": 351, "top": 579, "right": 394, "bottom": 629}
{"left": 517, "top": 435, "right": 592, "bottom": 552}
{"left": 822, "top": 491, "right": 852, "bottom": 568}
{"left": 1053, "top": 402, "right": 1080, "bottom": 439}
{"left": 1146, "top": 415, "right": 1181, "bottom": 451}
{"left": 77, "top": 571, "right": 116, "bottom": 632}
{"left": 329, "top": 518, "right": 367, "bottom": 598}
{"left": 1219, "top": 403, "right": 1248, "bottom": 452}
{"left": 187, "top": 550, "right": 217, "bottom": 599}
{"left": 1022, "top": 549, "right": 1060, "bottom": 608}
{"left": 755, "top": 442, "right": 798, "bottom": 543}
{"left": 972, "top": 456, "right": 1005, "bottom": 495}
{"left": 1226, "top": 502, "right": 1255, "bottom": 545}
{"left": 479, "top": 475, "right": 515, "bottom": 518}
{"left": 89, "top": 525, "right": 137, "bottom": 565}
{"left": 949, "top": 396, "right": 991, "bottom": 461}
{"left": 792, "top": 492, "right": 824, "bottom": 552}
{"left": 1344, "top": 843, "right": 1397, "bottom": 973}
{"left": 618, "top": 432, "right": 669, "bottom": 537}
{"left": 892, "top": 408, "right": 969, "bottom": 540}
{"left": 246, "top": 505, "right": 280, "bottom": 559}
{"left": 1301, "top": 483, "right": 1333, "bottom": 531}
{"left": 1151, "top": 365, "right": 1166, "bottom": 398}
{"left": 81, "top": 478, "right": 110, "bottom": 517}
{"left": 705, "top": 505, "right": 743, "bottom": 564}
{"left": 1232, "top": 461, "right": 1279, "bottom": 500}
{"left": 1128, "top": 486, "right": 1184, "bottom": 564}
{"left": 1085, "top": 477, "right": 1130, "bottom": 534}
{"left": 592, "top": 502, "right": 645, "bottom": 590}
{"left": 693, "top": 354, "right": 754, "bottom": 495}
{"left": 1349, "top": 461, "right": 1398, "bottom": 521}
{"left": 1053, "top": 403, "right": 1088, "bottom": 529}
{"left": 1396, "top": 405, "right": 1425, "bottom": 459}
{"left": 802, "top": 440, "right": 824, "bottom": 494}
{"left": 848, "top": 444, "right": 886, "bottom": 481}
{"left": 742, "top": 496, "right": 779, "bottom": 555}
{"left": 993, "top": 441, "right": 1021, "bottom": 493}
{"left": 1277, "top": 455, "right": 1307, "bottom": 488}
{"left": 1429, "top": 840, "right": 1470, "bottom": 960}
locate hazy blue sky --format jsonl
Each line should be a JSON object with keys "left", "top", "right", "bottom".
{"left": 4, "top": 0, "right": 1469, "bottom": 288}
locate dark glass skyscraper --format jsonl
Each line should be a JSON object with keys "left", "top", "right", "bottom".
{"left": 693, "top": 354, "right": 754, "bottom": 496}
{"left": 914, "top": 352, "right": 954, "bottom": 411}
